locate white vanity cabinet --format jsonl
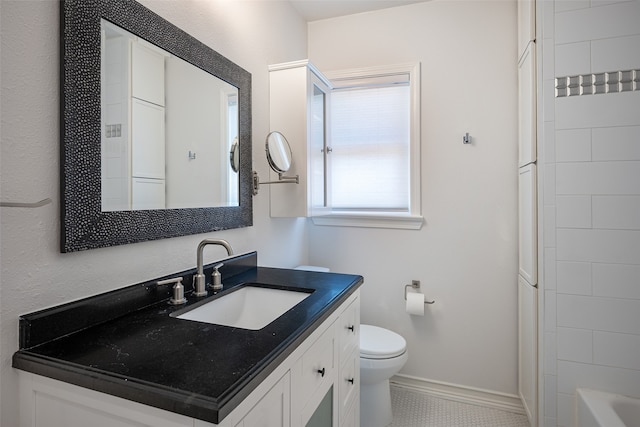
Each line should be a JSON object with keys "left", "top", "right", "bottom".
{"left": 17, "top": 373, "right": 195, "bottom": 427}
{"left": 336, "top": 299, "right": 360, "bottom": 426}
{"left": 293, "top": 323, "right": 338, "bottom": 426}
{"left": 233, "top": 372, "right": 291, "bottom": 427}
{"left": 18, "top": 291, "right": 360, "bottom": 427}
{"left": 269, "top": 60, "right": 332, "bottom": 218}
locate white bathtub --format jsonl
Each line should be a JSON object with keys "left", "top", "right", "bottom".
{"left": 577, "top": 388, "right": 640, "bottom": 427}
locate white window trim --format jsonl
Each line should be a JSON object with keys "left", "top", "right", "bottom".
{"left": 311, "top": 62, "right": 423, "bottom": 230}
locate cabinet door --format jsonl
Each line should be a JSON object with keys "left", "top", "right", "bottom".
{"left": 338, "top": 349, "right": 359, "bottom": 423}
{"left": 132, "top": 98, "right": 166, "bottom": 179}
{"left": 340, "top": 397, "right": 359, "bottom": 427}
{"left": 518, "top": 41, "right": 537, "bottom": 167}
{"left": 517, "top": 0, "right": 536, "bottom": 60}
{"left": 132, "top": 40, "right": 165, "bottom": 107}
{"left": 303, "top": 386, "right": 334, "bottom": 427}
{"left": 269, "top": 60, "right": 333, "bottom": 218}
{"left": 236, "top": 372, "right": 290, "bottom": 427}
{"left": 518, "top": 41, "right": 536, "bottom": 167}
{"left": 132, "top": 177, "right": 166, "bottom": 210}
{"left": 309, "top": 71, "right": 332, "bottom": 216}
{"left": 298, "top": 323, "right": 336, "bottom": 406}
{"left": 518, "top": 276, "right": 538, "bottom": 427}
{"left": 518, "top": 164, "right": 537, "bottom": 286}
{"left": 20, "top": 374, "right": 192, "bottom": 427}
{"left": 337, "top": 298, "right": 359, "bottom": 359}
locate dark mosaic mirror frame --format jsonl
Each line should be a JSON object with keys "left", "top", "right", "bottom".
{"left": 60, "top": 0, "right": 252, "bottom": 253}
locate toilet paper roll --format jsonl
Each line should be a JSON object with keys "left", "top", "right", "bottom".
{"left": 406, "top": 292, "right": 425, "bottom": 316}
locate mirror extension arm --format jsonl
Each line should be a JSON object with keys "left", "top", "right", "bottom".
{"left": 253, "top": 131, "right": 299, "bottom": 195}
{"left": 252, "top": 171, "right": 299, "bottom": 196}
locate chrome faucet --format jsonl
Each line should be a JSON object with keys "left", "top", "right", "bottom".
{"left": 193, "top": 238, "right": 234, "bottom": 296}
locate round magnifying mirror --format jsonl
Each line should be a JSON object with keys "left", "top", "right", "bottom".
{"left": 266, "top": 131, "right": 293, "bottom": 173}
{"left": 229, "top": 138, "right": 240, "bottom": 173}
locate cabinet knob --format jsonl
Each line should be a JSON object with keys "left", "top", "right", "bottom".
{"left": 347, "top": 378, "right": 354, "bottom": 384}
{"left": 347, "top": 325, "right": 354, "bottom": 332}
{"left": 317, "top": 368, "right": 326, "bottom": 377}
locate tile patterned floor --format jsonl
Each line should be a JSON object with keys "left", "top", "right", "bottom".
{"left": 390, "top": 386, "right": 531, "bottom": 427}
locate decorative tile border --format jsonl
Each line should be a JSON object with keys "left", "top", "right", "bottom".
{"left": 555, "top": 70, "right": 640, "bottom": 97}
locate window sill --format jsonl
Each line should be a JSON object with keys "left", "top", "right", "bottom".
{"left": 311, "top": 212, "right": 424, "bottom": 230}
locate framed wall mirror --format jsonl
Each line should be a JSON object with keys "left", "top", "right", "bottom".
{"left": 61, "top": 0, "right": 252, "bottom": 252}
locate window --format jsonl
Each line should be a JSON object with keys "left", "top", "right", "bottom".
{"left": 312, "top": 63, "right": 422, "bottom": 229}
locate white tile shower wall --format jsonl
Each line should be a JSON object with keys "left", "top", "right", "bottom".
{"left": 555, "top": 129, "right": 591, "bottom": 162}
{"left": 540, "top": 0, "right": 640, "bottom": 425}
{"left": 556, "top": 196, "right": 591, "bottom": 228}
{"left": 557, "top": 327, "right": 593, "bottom": 364}
{"left": 592, "top": 195, "right": 640, "bottom": 229}
{"left": 554, "top": 42, "right": 590, "bottom": 77}
{"left": 557, "top": 229, "right": 640, "bottom": 264}
{"left": 539, "top": 2, "right": 558, "bottom": 422}
{"left": 556, "top": 294, "right": 640, "bottom": 335}
{"left": 593, "top": 331, "right": 640, "bottom": 371}
{"left": 555, "top": 1, "right": 640, "bottom": 44}
{"left": 544, "top": 373, "right": 557, "bottom": 421}
{"left": 592, "top": 263, "right": 640, "bottom": 299}
{"left": 556, "top": 161, "right": 640, "bottom": 195}
{"left": 544, "top": 248, "right": 557, "bottom": 290}
{"left": 555, "top": 92, "right": 640, "bottom": 129}
{"left": 556, "top": 261, "right": 591, "bottom": 295}
{"left": 591, "top": 126, "right": 640, "bottom": 160}
{"left": 557, "top": 361, "right": 640, "bottom": 397}
{"left": 591, "top": 35, "right": 640, "bottom": 73}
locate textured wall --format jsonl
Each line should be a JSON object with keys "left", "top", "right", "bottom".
{"left": 308, "top": 0, "right": 519, "bottom": 396}
{"left": 0, "top": 1, "right": 308, "bottom": 425}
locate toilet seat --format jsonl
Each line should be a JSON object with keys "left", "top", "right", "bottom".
{"left": 360, "top": 324, "right": 407, "bottom": 359}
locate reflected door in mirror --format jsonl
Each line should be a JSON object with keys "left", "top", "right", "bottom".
{"left": 100, "top": 20, "right": 239, "bottom": 212}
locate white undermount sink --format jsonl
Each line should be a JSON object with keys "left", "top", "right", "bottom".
{"left": 176, "top": 285, "right": 312, "bottom": 330}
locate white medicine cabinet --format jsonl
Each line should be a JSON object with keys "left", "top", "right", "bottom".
{"left": 267, "top": 60, "right": 423, "bottom": 230}
{"left": 268, "top": 60, "right": 332, "bottom": 218}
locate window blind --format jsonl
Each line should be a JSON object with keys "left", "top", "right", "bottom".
{"left": 330, "top": 82, "right": 410, "bottom": 210}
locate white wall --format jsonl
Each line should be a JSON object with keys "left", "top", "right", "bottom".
{"left": 0, "top": 1, "right": 309, "bottom": 425}
{"left": 537, "top": 1, "right": 640, "bottom": 426}
{"left": 308, "top": 0, "right": 520, "bottom": 396}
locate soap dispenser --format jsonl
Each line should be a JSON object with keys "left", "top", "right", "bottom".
{"left": 211, "top": 263, "right": 224, "bottom": 291}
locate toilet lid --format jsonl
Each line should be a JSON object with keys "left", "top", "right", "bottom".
{"left": 360, "top": 324, "right": 407, "bottom": 359}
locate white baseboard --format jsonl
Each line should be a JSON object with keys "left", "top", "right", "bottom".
{"left": 390, "top": 374, "right": 526, "bottom": 415}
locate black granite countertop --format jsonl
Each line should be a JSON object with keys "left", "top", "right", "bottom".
{"left": 13, "top": 252, "right": 363, "bottom": 424}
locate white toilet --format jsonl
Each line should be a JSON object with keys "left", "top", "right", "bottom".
{"left": 360, "top": 324, "right": 408, "bottom": 427}
{"left": 293, "top": 266, "right": 408, "bottom": 427}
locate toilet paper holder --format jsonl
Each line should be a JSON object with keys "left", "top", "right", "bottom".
{"left": 404, "top": 280, "right": 435, "bottom": 304}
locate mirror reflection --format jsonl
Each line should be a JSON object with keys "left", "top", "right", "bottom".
{"left": 230, "top": 138, "right": 240, "bottom": 173}
{"left": 266, "top": 131, "right": 293, "bottom": 173}
{"left": 101, "top": 20, "right": 239, "bottom": 211}
{"left": 252, "top": 131, "right": 298, "bottom": 196}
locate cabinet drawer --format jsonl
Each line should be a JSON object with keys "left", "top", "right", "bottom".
{"left": 299, "top": 323, "right": 336, "bottom": 404}
{"left": 338, "top": 298, "right": 359, "bottom": 360}
{"left": 341, "top": 393, "right": 359, "bottom": 427}
{"left": 339, "top": 348, "right": 359, "bottom": 422}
